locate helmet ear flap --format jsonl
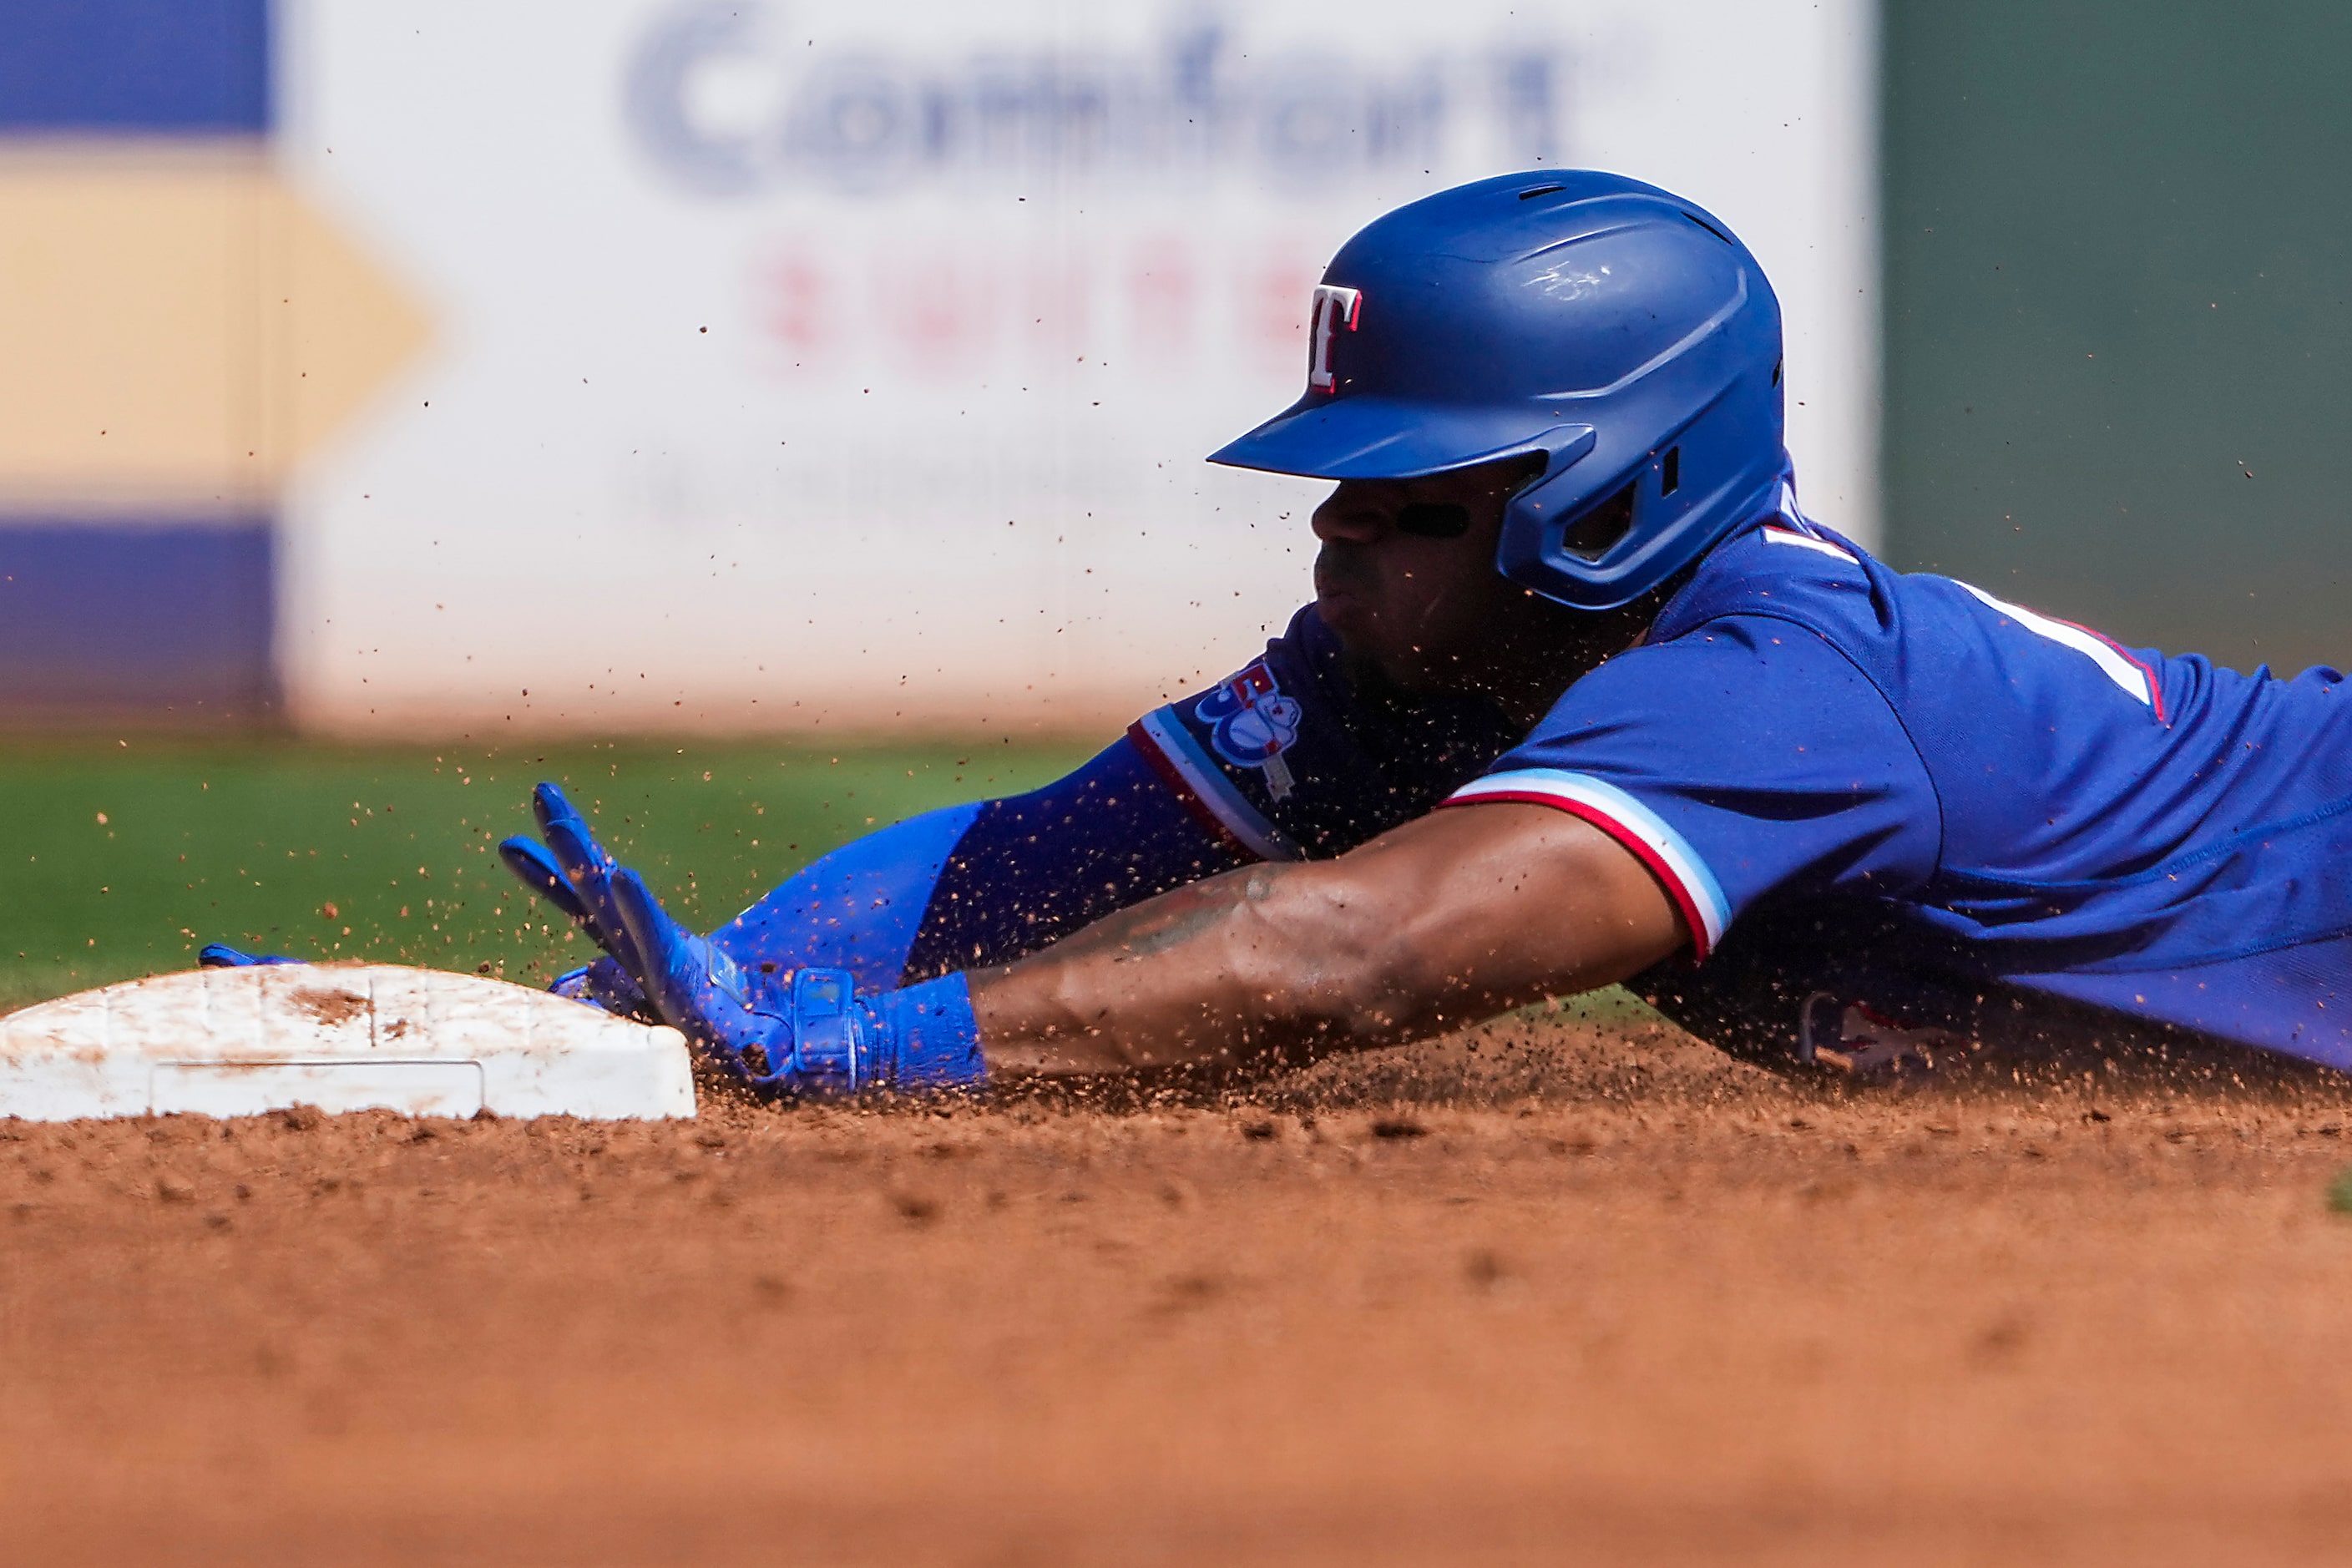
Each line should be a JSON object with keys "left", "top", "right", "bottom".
{"left": 1496, "top": 459, "right": 1650, "bottom": 605}
{"left": 1559, "top": 483, "right": 1638, "bottom": 562}
{"left": 1495, "top": 426, "right": 1603, "bottom": 558}
{"left": 1498, "top": 364, "right": 1785, "bottom": 610}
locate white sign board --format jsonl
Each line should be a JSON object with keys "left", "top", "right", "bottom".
{"left": 277, "top": 0, "right": 1876, "bottom": 736}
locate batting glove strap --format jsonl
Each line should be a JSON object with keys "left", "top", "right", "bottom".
{"left": 748, "top": 969, "right": 984, "bottom": 1097}
{"left": 776, "top": 968, "right": 862, "bottom": 1094}
{"left": 863, "top": 972, "right": 987, "bottom": 1091}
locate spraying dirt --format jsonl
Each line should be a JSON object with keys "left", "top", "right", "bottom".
{"left": 7, "top": 1008, "right": 2352, "bottom": 1566}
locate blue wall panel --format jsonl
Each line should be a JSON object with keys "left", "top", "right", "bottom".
{"left": 0, "top": 0, "right": 270, "bottom": 134}
{"left": 0, "top": 523, "right": 279, "bottom": 720}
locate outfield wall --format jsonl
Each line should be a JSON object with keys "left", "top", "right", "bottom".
{"left": 0, "top": 0, "right": 1879, "bottom": 736}
{"left": 1881, "top": 0, "right": 2352, "bottom": 680}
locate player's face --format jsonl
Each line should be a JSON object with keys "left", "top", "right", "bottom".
{"left": 1310, "top": 455, "right": 1600, "bottom": 714}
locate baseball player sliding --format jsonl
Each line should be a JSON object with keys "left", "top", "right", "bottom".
{"left": 214, "top": 170, "right": 2352, "bottom": 1094}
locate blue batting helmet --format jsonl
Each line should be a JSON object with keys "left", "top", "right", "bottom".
{"left": 1208, "top": 169, "right": 1785, "bottom": 610}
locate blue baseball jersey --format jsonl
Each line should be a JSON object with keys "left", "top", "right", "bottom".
{"left": 1434, "top": 502, "right": 2352, "bottom": 1068}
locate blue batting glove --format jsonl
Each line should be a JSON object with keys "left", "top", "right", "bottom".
{"left": 607, "top": 865, "right": 984, "bottom": 1096}
{"left": 198, "top": 943, "right": 308, "bottom": 968}
{"left": 547, "top": 956, "right": 654, "bottom": 1018}
{"left": 499, "top": 782, "right": 655, "bottom": 1018}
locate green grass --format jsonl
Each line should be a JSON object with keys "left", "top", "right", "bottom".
{"left": 2329, "top": 1166, "right": 2352, "bottom": 1215}
{"left": 0, "top": 736, "right": 1095, "bottom": 1011}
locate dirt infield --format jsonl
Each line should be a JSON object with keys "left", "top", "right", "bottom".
{"left": 8, "top": 1009, "right": 2352, "bottom": 1566}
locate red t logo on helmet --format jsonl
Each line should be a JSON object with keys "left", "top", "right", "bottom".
{"left": 1307, "top": 285, "right": 1362, "bottom": 393}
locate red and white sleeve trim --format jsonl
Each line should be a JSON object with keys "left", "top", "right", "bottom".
{"left": 1127, "top": 707, "right": 1301, "bottom": 863}
{"left": 1439, "top": 767, "right": 1732, "bottom": 959}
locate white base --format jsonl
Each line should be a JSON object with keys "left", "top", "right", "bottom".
{"left": 0, "top": 965, "right": 696, "bottom": 1122}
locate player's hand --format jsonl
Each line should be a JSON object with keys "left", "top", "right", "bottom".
{"left": 503, "top": 780, "right": 984, "bottom": 1092}
{"left": 603, "top": 863, "right": 857, "bottom": 1092}
{"left": 606, "top": 865, "right": 984, "bottom": 1096}
{"left": 498, "top": 783, "right": 656, "bottom": 1018}
{"left": 545, "top": 956, "right": 653, "bottom": 1019}
{"left": 499, "top": 779, "right": 885, "bottom": 1090}
{"left": 197, "top": 943, "right": 309, "bottom": 968}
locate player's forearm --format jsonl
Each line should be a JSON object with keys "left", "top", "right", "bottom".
{"left": 967, "top": 804, "right": 1685, "bottom": 1077}
{"left": 965, "top": 861, "right": 1382, "bottom": 1074}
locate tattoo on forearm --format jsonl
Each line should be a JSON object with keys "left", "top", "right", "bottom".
{"left": 1116, "top": 899, "right": 1236, "bottom": 960}
{"left": 1033, "top": 865, "right": 1290, "bottom": 967}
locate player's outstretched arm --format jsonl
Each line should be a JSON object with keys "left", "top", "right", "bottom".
{"left": 496, "top": 604, "right": 1500, "bottom": 1018}
{"left": 496, "top": 730, "right": 1254, "bottom": 1017}
{"left": 969, "top": 801, "right": 1686, "bottom": 1076}
{"left": 525, "top": 787, "right": 1682, "bottom": 1094}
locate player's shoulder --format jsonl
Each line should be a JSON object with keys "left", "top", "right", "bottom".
{"left": 1553, "top": 498, "right": 1911, "bottom": 731}
{"left": 1650, "top": 493, "right": 1884, "bottom": 650}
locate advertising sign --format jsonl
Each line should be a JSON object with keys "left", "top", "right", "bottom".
{"left": 279, "top": 0, "right": 1875, "bottom": 734}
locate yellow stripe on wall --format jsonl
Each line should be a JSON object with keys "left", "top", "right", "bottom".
{"left": 0, "top": 143, "right": 428, "bottom": 513}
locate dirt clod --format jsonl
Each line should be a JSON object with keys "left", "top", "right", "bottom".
{"left": 1463, "top": 1248, "right": 1509, "bottom": 1288}
{"left": 287, "top": 987, "right": 367, "bottom": 1027}
{"left": 891, "top": 1192, "right": 941, "bottom": 1224}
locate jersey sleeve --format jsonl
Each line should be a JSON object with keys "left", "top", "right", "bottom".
{"left": 1126, "top": 604, "right": 1523, "bottom": 860}
{"left": 709, "top": 737, "right": 1252, "bottom": 990}
{"left": 1440, "top": 615, "right": 1942, "bottom": 959}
